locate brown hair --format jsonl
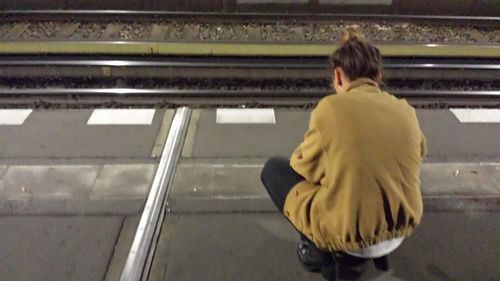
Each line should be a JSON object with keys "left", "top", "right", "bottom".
{"left": 330, "top": 28, "right": 383, "bottom": 84}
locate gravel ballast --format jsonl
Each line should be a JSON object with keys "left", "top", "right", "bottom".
{"left": 1, "top": 20, "right": 497, "bottom": 43}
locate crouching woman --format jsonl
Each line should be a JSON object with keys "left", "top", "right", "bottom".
{"left": 260, "top": 29, "right": 427, "bottom": 280}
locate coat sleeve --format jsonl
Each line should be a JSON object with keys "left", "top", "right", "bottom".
{"left": 420, "top": 131, "right": 428, "bottom": 159}
{"left": 290, "top": 108, "right": 326, "bottom": 184}
{"left": 409, "top": 105, "right": 427, "bottom": 160}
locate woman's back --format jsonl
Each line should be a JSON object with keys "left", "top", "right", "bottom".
{"left": 287, "top": 78, "right": 425, "bottom": 252}
{"left": 261, "top": 27, "right": 427, "bottom": 280}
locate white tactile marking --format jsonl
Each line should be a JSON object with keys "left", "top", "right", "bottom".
{"left": 87, "top": 109, "right": 155, "bottom": 125}
{"left": 0, "top": 109, "right": 32, "bottom": 125}
{"left": 319, "top": 0, "right": 392, "bottom": 4}
{"left": 450, "top": 109, "right": 500, "bottom": 123}
{"left": 237, "top": 0, "right": 307, "bottom": 3}
{"left": 216, "top": 108, "right": 276, "bottom": 124}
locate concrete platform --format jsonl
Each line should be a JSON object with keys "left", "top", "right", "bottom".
{"left": 0, "top": 109, "right": 176, "bottom": 281}
{"left": 150, "top": 212, "right": 500, "bottom": 281}
{"left": 0, "top": 163, "right": 156, "bottom": 215}
{"left": 168, "top": 158, "right": 500, "bottom": 212}
{"left": 155, "top": 107, "right": 500, "bottom": 280}
{"left": 105, "top": 215, "right": 140, "bottom": 281}
{"left": 0, "top": 109, "right": 176, "bottom": 214}
{"left": 1, "top": 106, "right": 499, "bottom": 281}
{"left": 0, "top": 109, "right": 171, "bottom": 159}
{"left": 0, "top": 216, "right": 123, "bottom": 281}
{"left": 185, "top": 109, "right": 500, "bottom": 160}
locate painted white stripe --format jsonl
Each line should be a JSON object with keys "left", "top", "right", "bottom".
{"left": 216, "top": 108, "right": 276, "bottom": 124}
{"left": 237, "top": 0, "right": 307, "bottom": 3}
{"left": 0, "top": 109, "right": 32, "bottom": 125}
{"left": 319, "top": 0, "right": 392, "bottom": 4}
{"left": 450, "top": 109, "right": 500, "bottom": 123}
{"left": 87, "top": 109, "right": 155, "bottom": 125}
{"left": 179, "top": 163, "right": 265, "bottom": 168}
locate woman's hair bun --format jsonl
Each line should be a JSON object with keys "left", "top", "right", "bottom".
{"left": 331, "top": 27, "right": 382, "bottom": 84}
{"left": 340, "top": 27, "right": 365, "bottom": 45}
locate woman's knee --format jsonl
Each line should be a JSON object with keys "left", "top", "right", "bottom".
{"left": 261, "top": 157, "right": 289, "bottom": 182}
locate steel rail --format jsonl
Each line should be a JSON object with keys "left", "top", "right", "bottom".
{"left": 1, "top": 58, "right": 499, "bottom": 70}
{"left": 119, "top": 107, "right": 191, "bottom": 281}
{"left": 0, "top": 88, "right": 498, "bottom": 98}
{"left": 1, "top": 41, "right": 498, "bottom": 58}
{"left": 0, "top": 10, "right": 499, "bottom": 22}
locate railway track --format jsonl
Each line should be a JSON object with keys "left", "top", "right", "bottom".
{"left": 0, "top": 11, "right": 498, "bottom": 108}
{"left": 1, "top": 10, "right": 499, "bottom": 25}
{"left": 0, "top": 10, "right": 499, "bottom": 281}
{"left": 0, "top": 11, "right": 498, "bottom": 44}
{"left": 1, "top": 88, "right": 499, "bottom": 108}
{"left": 1, "top": 56, "right": 499, "bottom": 79}
{"left": 0, "top": 55, "right": 498, "bottom": 108}
{"left": 1, "top": 0, "right": 499, "bottom": 16}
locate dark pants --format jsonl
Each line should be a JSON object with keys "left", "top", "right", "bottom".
{"left": 260, "top": 157, "right": 313, "bottom": 244}
{"left": 261, "top": 158, "right": 386, "bottom": 273}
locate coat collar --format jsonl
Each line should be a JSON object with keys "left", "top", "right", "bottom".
{"left": 345, "top": 78, "right": 380, "bottom": 93}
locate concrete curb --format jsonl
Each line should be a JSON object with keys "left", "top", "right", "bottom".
{"left": 169, "top": 158, "right": 500, "bottom": 213}
{"left": 0, "top": 164, "right": 156, "bottom": 215}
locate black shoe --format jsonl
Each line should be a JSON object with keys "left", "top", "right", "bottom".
{"left": 333, "top": 251, "right": 369, "bottom": 267}
{"left": 373, "top": 255, "right": 389, "bottom": 271}
{"left": 297, "top": 240, "right": 333, "bottom": 273}
{"left": 320, "top": 263, "right": 338, "bottom": 281}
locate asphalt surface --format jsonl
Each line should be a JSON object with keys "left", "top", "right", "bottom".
{"left": 0, "top": 109, "right": 173, "bottom": 281}
{"left": 154, "top": 108, "right": 500, "bottom": 281}
{"left": 0, "top": 108, "right": 499, "bottom": 281}
{"left": 188, "top": 109, "right": 500, "bottom": 161}
{"left": 151, "top": 212, "right": 500, "bottom": 281}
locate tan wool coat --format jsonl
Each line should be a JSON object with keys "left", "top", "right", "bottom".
{"left": 285, "top": 78, "right": 426, "bottom": 252}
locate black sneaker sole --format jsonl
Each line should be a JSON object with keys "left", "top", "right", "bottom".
{"left": 297, "top": 251, "right": 322, "bottom": 273}
{"left": 321, "top": 264, "right": 338, "bottom": 281}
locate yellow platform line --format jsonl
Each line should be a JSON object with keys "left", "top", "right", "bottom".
{"left": 0, "top": 41, "right": 499, "bottom": 57}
